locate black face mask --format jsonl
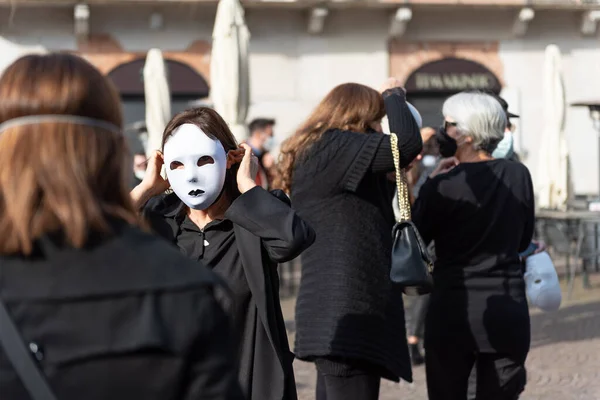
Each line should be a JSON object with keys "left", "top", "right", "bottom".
{"left": 436, "top": 126, "right": 458, "bottom": 158}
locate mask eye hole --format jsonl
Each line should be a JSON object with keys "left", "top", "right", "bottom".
{"left": 197, "top": 156, "right": 214, "bottom": 167}
{"left": 534, "top": 279, "right": 542, "bottom": 284}
{"left": 170, "top": 161, "right": 184, "bottom": 170}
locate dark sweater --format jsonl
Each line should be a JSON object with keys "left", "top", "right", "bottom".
{"left": 412, "top": 159, "right": 534, "bottom": 361}
{"left": 292, "top": 88, "right": 422, "bottom": 382}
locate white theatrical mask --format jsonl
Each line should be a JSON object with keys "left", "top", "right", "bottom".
{"left": 164, "top": 123, "right": 228, "bottom": 210}
{"left": 524, "top": 251, "right": 562, "bottom": 312}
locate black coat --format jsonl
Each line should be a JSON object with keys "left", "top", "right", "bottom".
{"left": 0, "top": 223, "right": 243, "bottom": 400}
{"left": 143, "top": 187, "right": 316, "bottom": 400}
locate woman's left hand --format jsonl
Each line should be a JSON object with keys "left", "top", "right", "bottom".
{"left": 236, "top": 143, "right": 259, "bottom": 193}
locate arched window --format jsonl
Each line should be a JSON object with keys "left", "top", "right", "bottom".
{"left": 107, "top": 58, "right": 210, "bottom": 127}
{"left": 404, "top": 58, "right": 502, "bottom": 128}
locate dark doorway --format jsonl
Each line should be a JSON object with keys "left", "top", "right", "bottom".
{"left": 407, "top": 94, "right": 450, "bottom": 129}
{"left": 107, "top": 58, "right": 210, "bottom": 126}
{"left": 405, "top": 57, "right": 501, "bottom": 129}
{"left": 120, "top": 96, "right": 200, "bottom": 127}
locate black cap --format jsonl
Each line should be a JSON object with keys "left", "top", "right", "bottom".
{"left": 492, "top": 94, "right": 519, "bottom": 119}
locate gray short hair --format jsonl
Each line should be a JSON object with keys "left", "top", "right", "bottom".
{"left": 442, "top": 92, "right": 507, "bottom": 152}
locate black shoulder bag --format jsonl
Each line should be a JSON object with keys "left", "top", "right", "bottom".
{"left": 0, "top": 297, "right": 57, "bottom": 400}
{"left": 389, "top": 132, "right": 434, "bottom": 295}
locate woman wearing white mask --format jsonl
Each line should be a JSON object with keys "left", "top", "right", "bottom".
{"left": 131, "top": 108, "right": 316, "bottom": 400}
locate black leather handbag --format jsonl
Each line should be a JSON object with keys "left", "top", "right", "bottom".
{"left": 389, "top": 133, "right": 434, "bottom": 295}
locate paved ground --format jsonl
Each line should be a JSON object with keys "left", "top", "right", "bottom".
{"left": 282, "top": 274, "right": 600, "bottom": 400}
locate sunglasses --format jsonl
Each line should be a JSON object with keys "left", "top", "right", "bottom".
{"left": 444, "top": 121, "right": 458, "bottom": 130}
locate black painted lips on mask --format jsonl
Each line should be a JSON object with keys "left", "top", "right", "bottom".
{"left": 188, "top": 189, "right": 205, "bottom": 197}
{"left": 436, "top": 126, "right": 458, "bottom": 158}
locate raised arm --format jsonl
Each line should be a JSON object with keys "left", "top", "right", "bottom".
{"left": 225, "top": 187, "right": 316, "bottom": 263}
{"left": 130, "top": 150, "right": 171, "bottom": 210}
{"left": 225, "top": 144, "right": 316, "bottom": 263}
{"left": 385, "top": 86, "right": 423, "bottom": 164}
{"left": 369, "top": 85, "right": 423, "bottom": 174}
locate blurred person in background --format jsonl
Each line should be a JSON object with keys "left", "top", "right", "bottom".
{"left": 0, "top": 54, "right": 242, "bottom": 400}
{"left": 247, "top": 118, "right": 276, "bottom": 189}
{"left": 490, "top": 94, "right": 521, "bottom": 162}
{"left": 413, "top": 92, "right": 534, "bottom": 400}
{"left": 131, "top": 108, "right": 316, "bottom": 400}
{"left": 276, "top": 79, "right": 422, "bottom": 400}
{"left": 405, "top": 126, "right": 438, "bottom": 204}
{"left": 124, "top": 123, "right": 148, "bottom": 188}
{"left": 403, "top": 126, "right": 440, "bottom": 366}
{"left": 132, "top": 152, "right": 148, "bottom": 187}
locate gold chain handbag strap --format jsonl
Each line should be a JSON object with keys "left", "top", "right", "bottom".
{"left": 390, "top": 133, "right": 411, "bottom": 222}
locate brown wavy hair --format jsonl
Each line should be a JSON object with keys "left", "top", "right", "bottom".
{"left": 0, "top": 53, "right": 138, "bottom": 255}
{"left": 274, "top": 83, "right": 385, "bottom": 193}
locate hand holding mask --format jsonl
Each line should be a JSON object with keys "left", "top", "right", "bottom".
{"left": 140, "top": 150, "right": 170, "bottom": 196}
{"left": 235, "top": 143, "right": 259, "bottom": 194}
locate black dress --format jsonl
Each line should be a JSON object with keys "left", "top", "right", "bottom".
{"left": 143, "top": 186, "right": 316, "bottom": 400}
{"left": 292, "top": 88, "right": 422, "bottom": 383}
{"left": 0, "top": 223, "right": 243, "bottom": 400}
{"left": 412, "top": 159, "right": 534, "bottom": 399}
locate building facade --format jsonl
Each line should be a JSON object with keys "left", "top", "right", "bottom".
{"left": 1, "top": 0, "right": 600, "bottom": 195}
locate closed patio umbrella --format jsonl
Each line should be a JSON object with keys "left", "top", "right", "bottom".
{"left": 536, "top": 44, "right": 572, "bottom": 211}
{"left": 0, "top": 36, "right": 46, "bottom": 76}
{"left": 143, "top": 48, "right": 171, "bottom": 157}
{"left": 210, "top": 0, "right": 250, "bottom": 142}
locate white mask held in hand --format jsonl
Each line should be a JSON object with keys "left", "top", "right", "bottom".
{"left": 164, "top": 123, "right": 228, "bottom": 210}
{"left": 406, "top": 102, "right": 423, "bottom": 129}
{"left": 524, "top": 251, "right": 562, "bottom": 312}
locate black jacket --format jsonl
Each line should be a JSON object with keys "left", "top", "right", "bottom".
{"left": 0, "top": 223, "right": 243, "bottom": 400}
{"left": 143, "top": 187, "right": 316, "bottom": 400}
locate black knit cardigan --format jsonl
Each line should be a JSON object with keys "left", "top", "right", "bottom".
{"left": 291, "top": 88, "right": 423, "bottom": 382}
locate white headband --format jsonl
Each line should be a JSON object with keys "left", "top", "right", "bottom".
{"left": 0, "top": 115, "right": 121, "bottom": 135}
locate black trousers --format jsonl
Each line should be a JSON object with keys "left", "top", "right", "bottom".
{"left": 315, "top": 361, "right": 381, "bottom": 400}
{"left": 426, "top": 348, "right": 526, "bottom": 400}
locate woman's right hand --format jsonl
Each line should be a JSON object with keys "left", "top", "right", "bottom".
{"left": 131, "top": 150, "right": 170, "bottom": 209}
{"left": 429, "top": 157, "right": 459, "bottom": 178}
{"left": 140, "top": 150, "right": 170, "bottom": 195}
{"left": 379, "top": 77, "right": 406, "bottom": 94}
